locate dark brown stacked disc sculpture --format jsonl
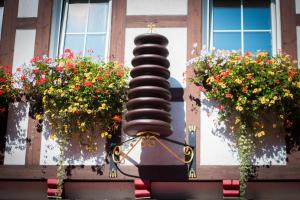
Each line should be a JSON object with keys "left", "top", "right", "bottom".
{"left": 123, "top": 33, "right": 173, "bottom": 137}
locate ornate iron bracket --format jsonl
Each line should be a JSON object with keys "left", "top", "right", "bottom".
{"left": 111, "top": 132, "right": 195, "bottom": 167}
{"left": 188, "top": 126, "right": 197, "bottom": 178}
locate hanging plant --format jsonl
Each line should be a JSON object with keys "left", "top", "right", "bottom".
{"left": 189, "top": 48, "right": 300, "bottom": 197}
{"left": 17, "top": 49, "right": 128, "bottom": 197}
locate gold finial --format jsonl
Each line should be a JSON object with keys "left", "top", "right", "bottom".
{"left": 147, "top": 22, "right": 156, "bottom": 33}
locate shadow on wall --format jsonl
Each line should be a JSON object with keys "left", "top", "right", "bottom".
{"left": 4, "top": 102, "right": 28, "bottom": 156}
{"left": 201, "top": 95, "right": 287, "bottom": 166}
{"left": 138, "top": 78, "right": 188, "bottom": 180}
{"left": 41, "top": 119, "right": 106, "bottom": 171}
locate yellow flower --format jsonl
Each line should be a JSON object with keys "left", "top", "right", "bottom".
{"left": 50, "top": 133, "right": 57, "bottom": 141}
{"left": 98, "top": 103, "right": 107, "bottom": 111}
{"left": 235, "top": 78, "right": 242, "bottom": 84}
{"left": 272, "top": 124, "right": 277, "bottom": 128}
{"left": 283, "top": 89, "right": 293, "bottom": 99}
{"left": 35, "top": 114, "right": 43, "bottom": 121}
{"left": 235, "top": 117, "right": 241, "bottom": 125}
{"left": 86, "top": 109, "right": 92, "bottom": 114}
{"left": 296, "top": 82, "right": 300, "bottom": 88}
{"left": 255, "top": 131, "right": 265, "bottom": 138}
{"left": 219, "top": 82, "right": 226, "bottom": 88}
{"left": 235, "top": 105, "right": 243, "bottom": 112}
{"left": 101, "top": 131, "right": 108, "bottom": 138}
{"left": 259, "top": 96, "right": 269, "bottom": 104}
{"left": 48, "top": 87, "right": 54, "bottom": 94}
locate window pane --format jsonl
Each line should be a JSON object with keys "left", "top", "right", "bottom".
{"left": 213, "top": 32, "right": 241, "bottom": 51}
{"left": 244, "top": 0, "right": 271, "bottom": 30}
{"left": 244, "top": 32, "right": 272, "bottom": 53}
{"left": 64, "top": 34, "right": 85, "bottom": 55}
{"left": 88, "top": 1, "right": 109, "bottom": 32}
{"left": 85, "top": 35, "right": 106, "bottom": 58}
{"left": 213, "top": 0, "right": 241, "bottom": 30}
{"left": 66, "top": 2, "right": 88, "bottom": 33}
{"left": 0, "top": 6, "right": 3, "bottom": 40}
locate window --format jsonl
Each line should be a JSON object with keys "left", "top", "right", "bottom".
{"left": 52, "top": 0, "right": 111, "bottom": 58}
{"left": 206, "top": 0, "right": 279, "bottom": 54}
{"left": 0, "top": 1, "right": 4, "bottom": 40}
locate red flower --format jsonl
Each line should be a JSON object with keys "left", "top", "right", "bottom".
{"left": 0, "top": 89, "right": 4, "bottom": 96}
{"left": 56, "top": 66, "right": 65, "bottom": 72}
{"left": 84, "top": 81, "right": 93, "bottom": 87}
{"left": 0, "top": 77, "right": 6, "bottom": 83}
{"left": 16, "top": 67, "right": 22, "bottom": 72}
{"left": 66, "top": 63, "right": 73, "bottom": 69}
{"left": 36, "top": 78, "right": 47, "bottom": 85}
{"left": 218, "top": 105, "right": 225, "bottom": 112}
{"left": 0, "top": 107, "right": 6, "bottom": 113}
{"left": 225, "top": 93, "right": 233, "bottom": 99}
{"left": 33, "top": 69, "right": 39, "bottom": 74}
{"left": 21, "top": 75, "right": 27, "bottom": 80}
{"left": 242, "top": 86, "right": 248, "bottom": 93}
{"left": 245, "top": 52, "right": 252, "bottom": 57}
{"left": 112, "top": 114, "right": 122, "bottom": 123}
{"left": 31, "top": 56, "right": 40, "bottom": 63}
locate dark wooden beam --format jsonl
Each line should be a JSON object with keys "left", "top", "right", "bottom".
{"left": 296, "top": 14, "right": 300, "bottom": 26}
{"left": 1, "top": 164, "right": 300, "bottom": 180}
{"left": 186, "top": 0, "right": 202, "bottom": 177}
{"left": 281, "top": 0, "right": 297, "bottom": 59}
{"left": 0, "top": 0, "right": 18, "bottom": 67}
{"left": 110, "top": 0, "right": 126, "bottom": 62}
{"left": 16, "top": 18, "right": 37, "bottom": 29}
{"left": 126, "top": 15, "right": 187, "bottom": 28}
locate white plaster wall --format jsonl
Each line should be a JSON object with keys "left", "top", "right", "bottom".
{"left": 122, "top": 102, "right": 186, "bottom": 165}
{"left": 4, "top": 103, "right": 29, "bottom": 165}
{"left": 18, "top": 0, "right": 39, "bottom": 18}
{"left": 200, "top": 94, "right": 286, "bottom": 165}
{"left": 12, "top": 29, "right": 36, "bottom": 71}
{"left": 125, "top": 28, "right": 187, "bottom": 88}
{"left": 296, "top": 0, "right": 300, "bottom": 14}
{"left": 126, "top": 0, "right": 187, "bottom": 16}
{"left": 40, "top": 121, "right": 106, "bottom": 165}
{"left": 4, "top": 30, "right": 36, "bottom": 165}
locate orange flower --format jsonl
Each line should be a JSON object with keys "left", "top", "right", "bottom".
{"left": 242, "top": 86, "right": 248, "bottom": 93}
{"left": 112, "top": 114, "right": 122, "bottom": 123}
{"left": 288, "top": 68, "right": 297, "bottom": 80}
{"left": 96, "top": 76, "right": 103, "bottom": 81}
{"left": 116, "top": 70, "right": 124, "bottom": 77}
{"left": 245, "top": 52, "right": 252, "bottom": 57}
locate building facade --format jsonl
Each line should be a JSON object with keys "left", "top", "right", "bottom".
{"left": 0, "top": 0, "right": 300, "bottom": 199}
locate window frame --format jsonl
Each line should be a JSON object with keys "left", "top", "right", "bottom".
{"left": 49, "top": 0, "right": 112, "bottom": 59}
{"left": 0, "top": 0, "right": 4, "bottom": 40}
{"left": 203, "top": 0, "right": 281, "bottom": 55}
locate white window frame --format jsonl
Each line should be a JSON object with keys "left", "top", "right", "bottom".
{"left": 203, "top": 0, "right": 281, "bottom": 55}
{"left": 49, "top": 0, "right": 112, "bottom": 60}
{"left": 0, "top": 1, "right": 4, "bottom": 40}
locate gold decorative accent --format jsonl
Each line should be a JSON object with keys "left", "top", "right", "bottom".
{"left": 147, "top": 22, "right": 156, "bottom": 33}
{"left": 109, "top": 169, "right": 117, "bottom": 178}
{"left": 112, "top": 132, "right": 194, "bottom": 164}
{"left": 188, "top": 125, "right": 196, "bottom": 134}
{"left": 188, "top": 169, "right": 197, "bottom": 178}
